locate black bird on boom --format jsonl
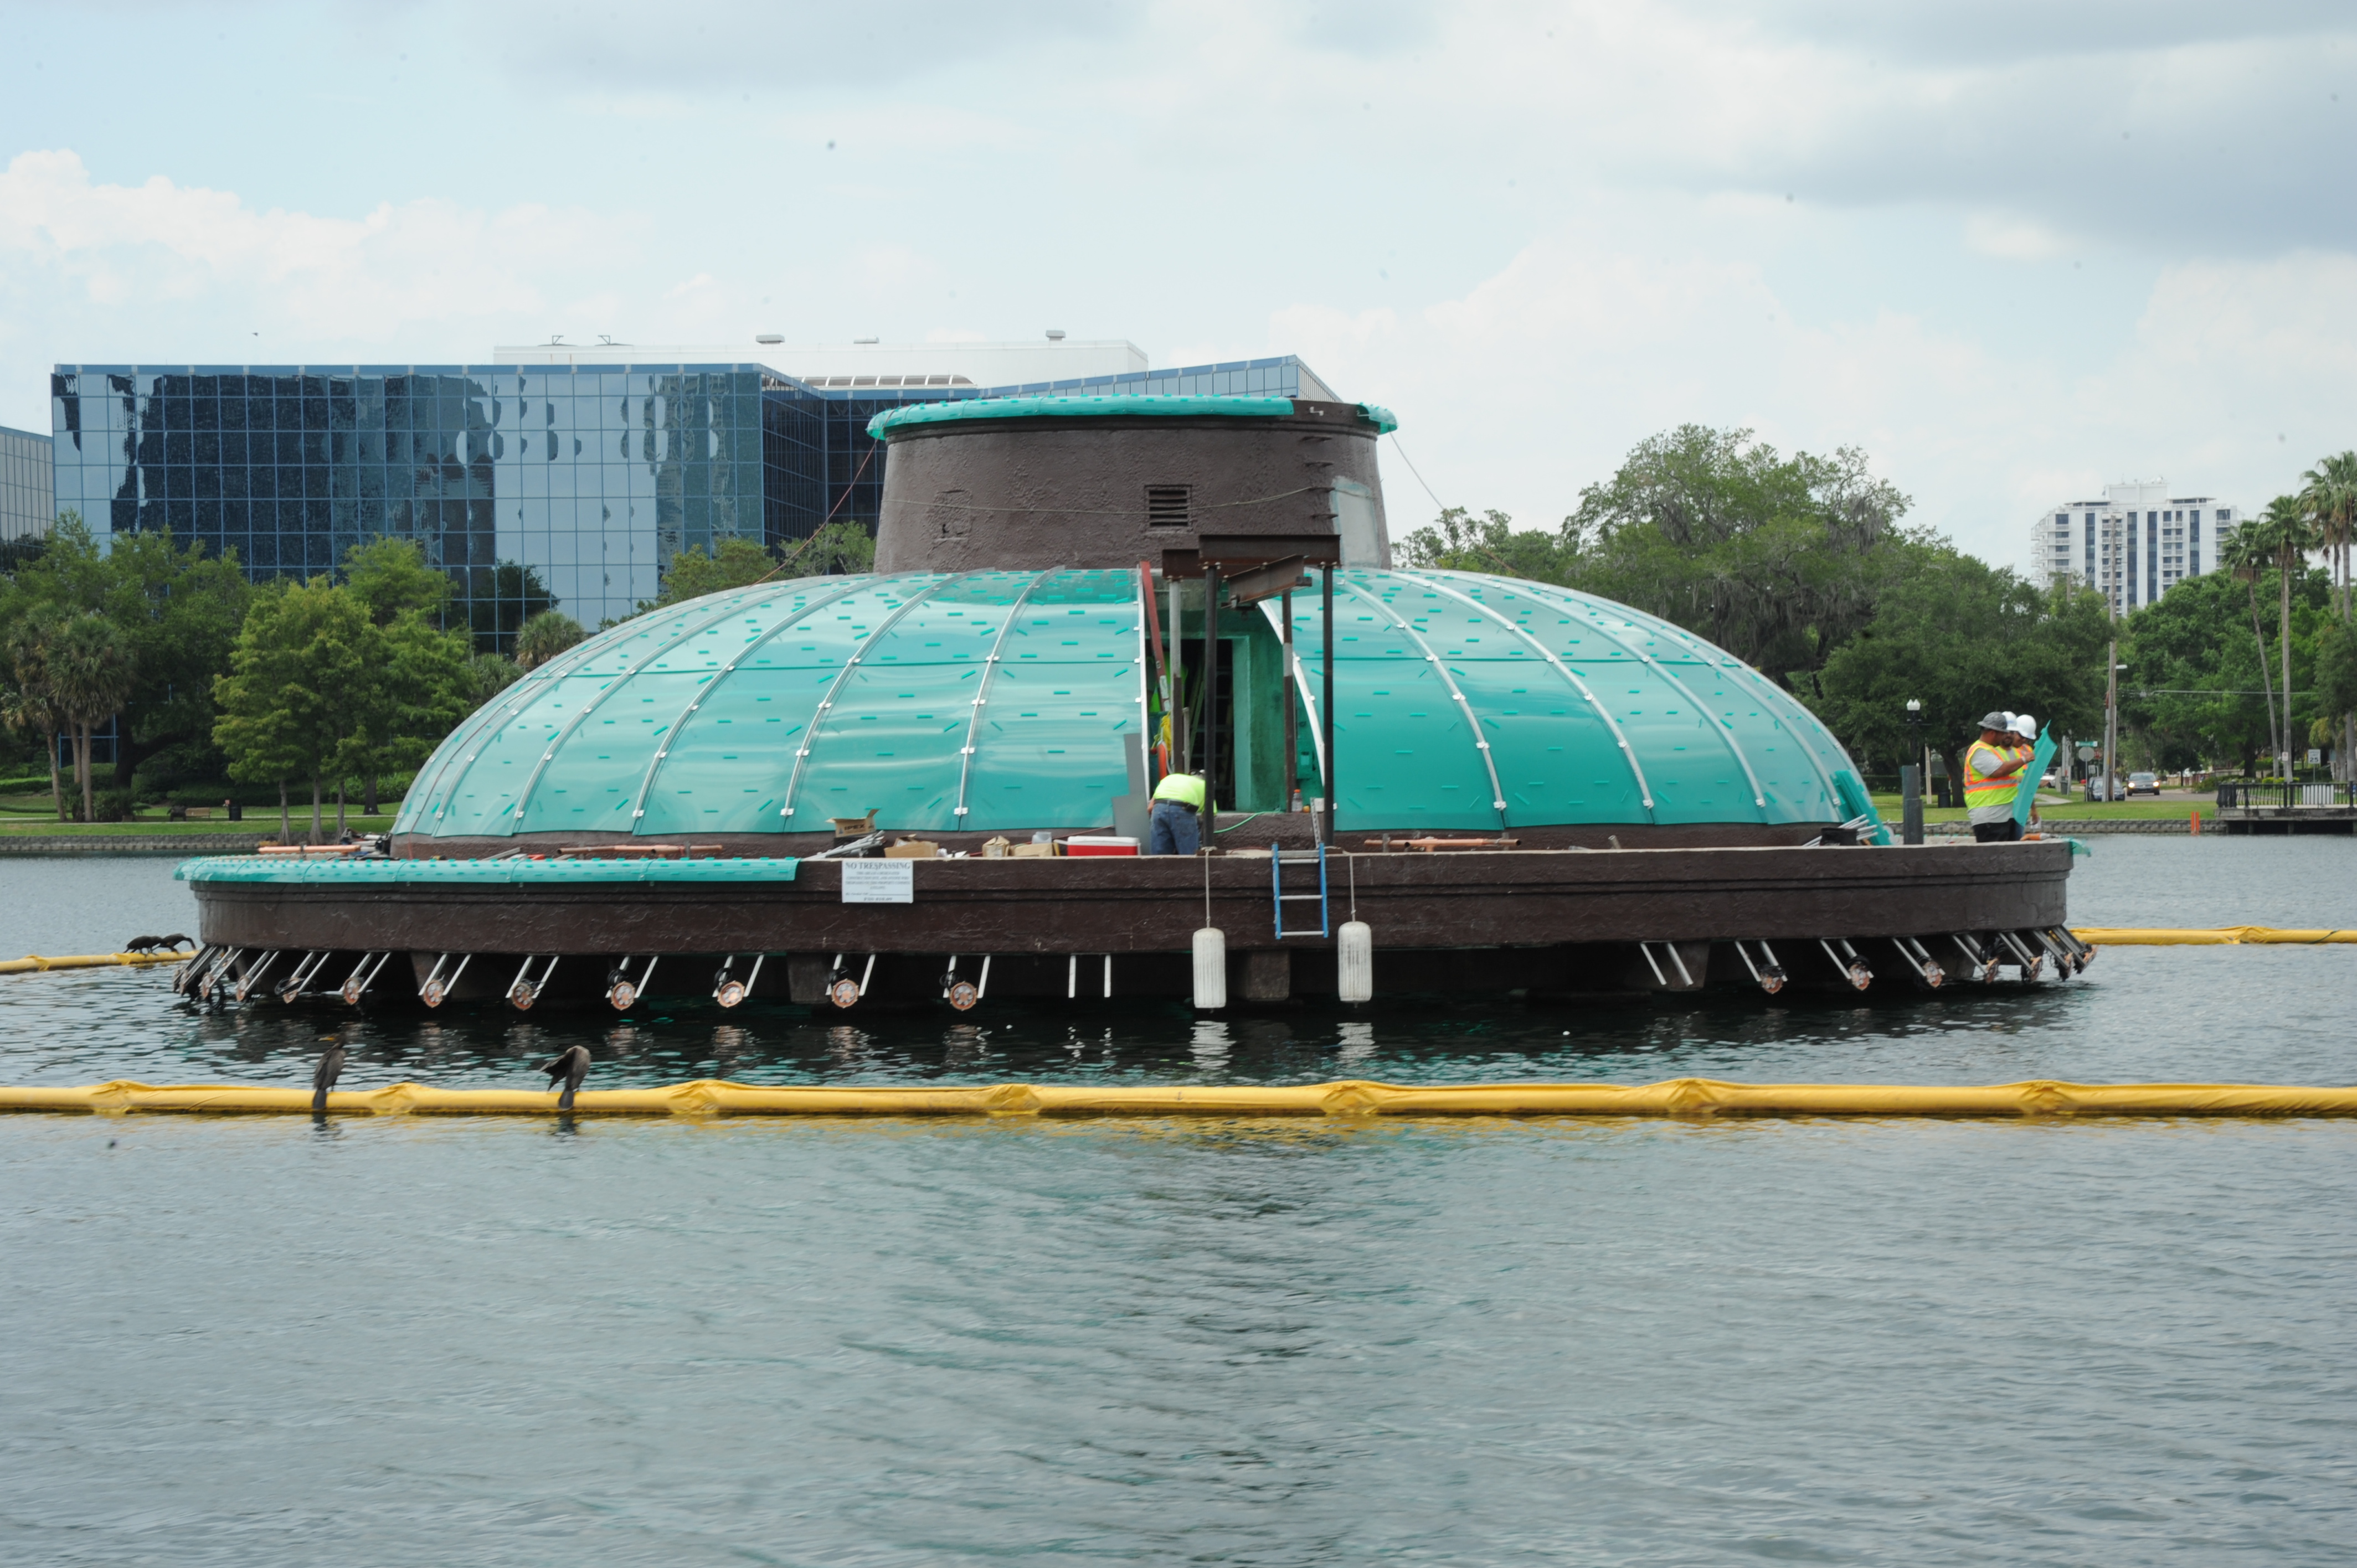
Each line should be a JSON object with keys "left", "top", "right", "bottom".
{"left": 538, "top": 1045, "right": 591, "bottom": 1111}
{"left": 312, "top": 1041, "right": 346, "bottom": 1113}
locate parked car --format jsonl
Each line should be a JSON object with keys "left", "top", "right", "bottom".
{"left": 2127, "top": 771, "right": 2160, "bottom": 797}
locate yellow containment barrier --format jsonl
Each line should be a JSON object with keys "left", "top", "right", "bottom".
{"left": 0, "top": 951, "right": 189, "bottom": 976}
{"left": 2071, "top": 926, "right": 2357, "bottom": 946}
{"left": 2, "top": 1077, "right": 2354, "bottom": 1120}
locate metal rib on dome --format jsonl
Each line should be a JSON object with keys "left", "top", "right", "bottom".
{"left": 394, "top": 566, "right": 1864, "bottom": 842}
{"left": 1335, "top": 576, "right": 1512, "bottom": 826}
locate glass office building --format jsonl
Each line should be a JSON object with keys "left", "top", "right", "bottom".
{"left": 0, "top": 422, "right": 50, "bottom": 543}
{"left": 48, "top": 354, "right": 1330, "bottom": 635}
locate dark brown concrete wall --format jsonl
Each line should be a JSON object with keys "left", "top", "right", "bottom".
{"left": 198, "top": 842, "right": 2072, "bottom": 957}
{"left": 874, "top": 404, "right": 1391, "bottom": 573}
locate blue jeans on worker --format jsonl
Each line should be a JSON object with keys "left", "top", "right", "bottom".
{"left": 1148, "top": 800, "right": 1200, "bottom": 855}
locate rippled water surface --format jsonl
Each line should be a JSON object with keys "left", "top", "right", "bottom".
{"left": 2, "top": 839, "right": 2353, "bottom": 1565}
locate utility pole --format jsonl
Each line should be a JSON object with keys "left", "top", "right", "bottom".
{"left": 2106, "top": 637, "right": 2120, "bottom": 802}
{"left": 2103, "top": 550, "right": 2120, "bottom": 802}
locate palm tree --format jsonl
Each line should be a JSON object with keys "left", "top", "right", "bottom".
{"left": 2298, "top": 453, "right": 2357, "bottom": 621}
{"left": 2240, "top": 497, "right": 2320, "bottom": 775}
{"left": 512, "top": 610, "right": 586, "bottom": 672}
{"left": 46, "top": 614, "right": 137, "bottom": 822}
{"left": 2299, "top": 451, "right": 2357, "bottom": 775}
{"left": 2, "top": 610, "right": 69, "bottom": 819}
{"left": 2220, "top": 528, "right": 2282, "bottom": 771}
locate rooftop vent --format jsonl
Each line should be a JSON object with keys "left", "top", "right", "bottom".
{"left": 1046, "top": 329, "right": 1066, "bottom": 341}
{"left": 1146, "top": 485, "right": 1191, "bottom": 528}
{"left": 755, "top": 334, "right": 784, "bottom": 344}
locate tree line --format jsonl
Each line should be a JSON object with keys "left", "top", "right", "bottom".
{"left": 1399, "top": 425, "right": 2357, "bottom": 782}
{"left": 0, "top": 515, "right": 877, "bottom": 837}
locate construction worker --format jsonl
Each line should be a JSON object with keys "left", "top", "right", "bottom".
{"left": 1963, "top": 711, "right": 2031, "bottom": 843}
{"left": 2011, "top": 713, "right": 2042, "bottom": 829}
{"left": 1147, "top": 771, "right": 1207, "bottom": 855}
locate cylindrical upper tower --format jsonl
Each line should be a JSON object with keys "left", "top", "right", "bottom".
{"left": 869, "top": 395, "right": 1396, "bottom": 574}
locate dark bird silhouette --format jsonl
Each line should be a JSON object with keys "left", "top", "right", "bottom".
{"left": 158, "top": 933, "right": 191, "bottom": 951}
{"left": 538, "top": 1044, "right": 591, "bottom": 1110}
{"left": 124, "top": 934, "right": 193, "bottom": 955}
{"left": 312, "top": 1042, "right": 346, "bottom": 1113}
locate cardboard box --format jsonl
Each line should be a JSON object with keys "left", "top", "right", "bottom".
{"left": 883, "top": 840, "right": 939, "bottom": 859}
{"left": 1009, "top": 842, "right": 1058, "bottom": 858}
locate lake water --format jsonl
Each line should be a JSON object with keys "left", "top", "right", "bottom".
{"left": 1, "top": 839, "right": 2352, "bottom": 1565}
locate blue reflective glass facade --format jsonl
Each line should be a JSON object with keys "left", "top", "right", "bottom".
{"left": 47, "top": 354, "right": 1321, "bottom": 636}
{"left": 0, "top": 422, "right": 49, "bottom": 541}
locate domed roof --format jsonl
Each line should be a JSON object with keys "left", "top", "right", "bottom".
{"left": 394, "top": 568, "right": 1868, "bottom": 840}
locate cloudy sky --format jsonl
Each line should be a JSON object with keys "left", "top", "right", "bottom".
{"left": 0, "top": 1, "right": 2350, "bottom": 569}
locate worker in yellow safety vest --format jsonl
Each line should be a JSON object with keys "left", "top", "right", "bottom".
{"left": 1962, "top": 711, "right": 2032, "bottom": 843}
{"left": 1149, "top": 771, "right": 1207, "bottom": 855}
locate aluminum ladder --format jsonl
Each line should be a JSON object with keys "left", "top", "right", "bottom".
{"left": 1271, "top": 844, "right": 1330, "bottom": 938}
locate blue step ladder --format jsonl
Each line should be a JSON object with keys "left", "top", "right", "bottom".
{"left": 1271, "top": 844, "right": 1330, "bottom": 938}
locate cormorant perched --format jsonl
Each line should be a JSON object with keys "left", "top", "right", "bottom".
{"left": 538, "top": 1044, "right": 591, "bottom": 1110}
{"left": 312, "top": 1042, "right": 346, "bottom": 1113}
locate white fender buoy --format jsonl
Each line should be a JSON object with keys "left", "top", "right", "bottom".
{"left": 1192, "top": 927, "right": 1227, "bottom": 1010}
{"left": 1337, "top": 920, "right": 1373, "bottom": 1003}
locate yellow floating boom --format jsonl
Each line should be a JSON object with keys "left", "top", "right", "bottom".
{"left": 3, "top": 1077, "right": 2354, "bottom": 1119}
{"left": 0, "top": 951, "right": 189, "bottom": 975}
{"left": 2071, "top": 926, "right": 2357, "bottom": 946}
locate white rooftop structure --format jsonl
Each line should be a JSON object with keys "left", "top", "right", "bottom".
{"left": 492, "top": 337, "right": 1149, "bottom": 390}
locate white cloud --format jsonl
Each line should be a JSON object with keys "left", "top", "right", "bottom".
{"left": 0, "top": 150, "right": 613, "bottom": 348}
{"left": 1964, "top": 213, "right": 2071, "bottom": 261}
{"left": 1278, "top": 226, "right": 2357, "bottom": 571}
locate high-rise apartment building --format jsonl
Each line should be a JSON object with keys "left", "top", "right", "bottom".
{"left": 2029, "top": 480, "right": 2238, "bottom": 613}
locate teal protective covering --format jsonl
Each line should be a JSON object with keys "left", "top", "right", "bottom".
{"left": 1269, "top": 571, "right": 1861, "bottom": 832}
{"left": 175, "top": 856, "right": 799, "bottom": 885}
{"left": 2013, "top": 728, "right": 2058, "bottom": 829}
{"left": 867, "top": 394, "right": 1294, "bottom": 439}
{"left": 397, "top": 569, "right": 1144, "bottom": 839}
{"left": 1832, "top": 769, "right": 1892, "bottom": 847}
{"left": 1357, "top": 402, "right": 1399, "bottom": 434}
{"left": 394, "top": 567, "right": 1870, "bottom": 840}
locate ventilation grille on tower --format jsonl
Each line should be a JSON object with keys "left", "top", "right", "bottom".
{"left": 1146, "top": 485, "right": 1192, "bottom": 528}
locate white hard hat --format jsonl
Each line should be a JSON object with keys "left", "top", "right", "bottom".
{"left": 2012, "top": 714, "right": 2037, "bottom": 739}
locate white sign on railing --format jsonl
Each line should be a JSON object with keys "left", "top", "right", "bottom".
{"left": 840, "top": 859, "right": 914, "bottom": 904}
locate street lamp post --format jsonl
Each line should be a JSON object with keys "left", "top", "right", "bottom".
{"left": 1901, "top": 698, "right": 1924, "bottom": 845}
{"left": 2104, "top": 650, "right": 2124, "bottom": 801}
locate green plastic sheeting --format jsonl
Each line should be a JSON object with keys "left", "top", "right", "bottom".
{"left": 1268, "top": 571, "right": 1861, "bottom": 833}
{"left": 397, "top": 569, "right": 1144, "bottom": 840}
{"left": 2014, "top": 728, "right": 2058, "bottom": 829}
{"left": 176, "top": 856, "right": 800, "bottom": 886}
{"left": 393, "top": 567, "right": 1872, "bottom": 841}
{"left": 1357, "top": 402, "right": 1399, "bottom": 433}
{"left": 867, "top": 394, "right": 1294, "bottom": 439}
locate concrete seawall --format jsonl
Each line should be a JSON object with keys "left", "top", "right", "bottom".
{"left": 0, "top": 835, "right": 274, "bottom": 857}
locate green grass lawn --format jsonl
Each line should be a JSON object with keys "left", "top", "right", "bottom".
{"left": 0, "top": 807, "right": 397, "bottom": 836}
{"left": 1870, "top": 792, "right": 2210, "bottom": 822}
